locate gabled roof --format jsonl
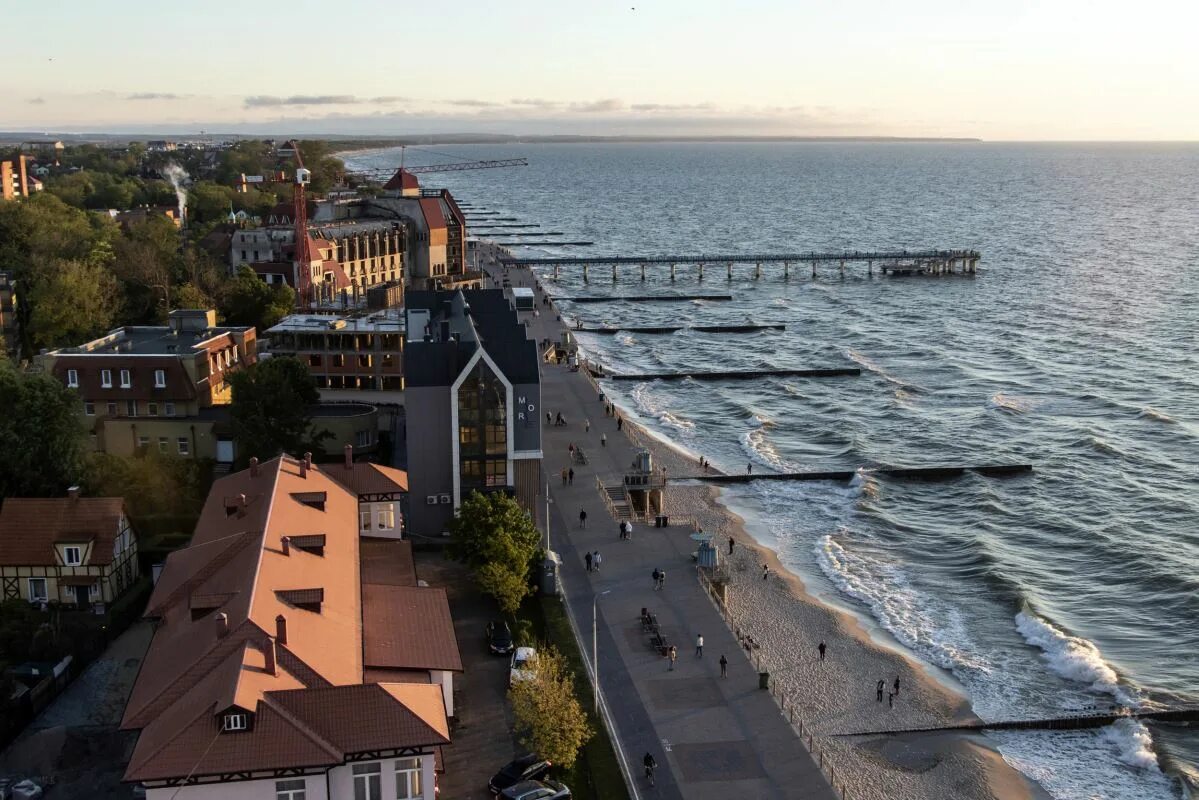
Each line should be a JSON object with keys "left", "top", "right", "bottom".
{"left": 323, "top": 462, "right": 408, "bottom": 496}
{"left": 382, "top": 168, "right": 420, "bottom": 192}
{"left": 418, "top": 197, "right": 446, "bottom": 230}
{"left": 0, "top": 497, "right": 126, "bottom": 566}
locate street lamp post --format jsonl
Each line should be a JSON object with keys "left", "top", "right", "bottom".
{"left": 592, "top": 590, "right": 611, "bottom": 712}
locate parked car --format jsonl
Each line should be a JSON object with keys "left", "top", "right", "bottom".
{"left": 486, "top": 620, "right": 514, "bottom": 655}
{"left": 499, "top": 779, "right": 571, "bottom": 800}
{"left": 509, "top": 646, "right": 537, "bottom": 686}
{"left": 488, "top": 754, "right": 552, "bottom": 795}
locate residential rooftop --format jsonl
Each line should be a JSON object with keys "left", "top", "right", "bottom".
{"left": 267, "top": 309, "right": 405, "bottom": 335}
{"left": 47, "top": 309, "right": 251, "bottom": 357}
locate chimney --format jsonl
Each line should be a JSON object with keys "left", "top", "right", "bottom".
{"left": 299, "top": 459, "right": 308, "bottom": 479}
{"left": 263, "top": 637, "right": 277, "bottom": 676}
{"left": 215, "top": 612, "right": 229, "bottom": 639}
{"left": 344, "top": 444, "right": 353, "bottom": 469}
{"left": 67, "top": 485, "right": 80, "bottom": 500}
{"left": 276, "top": 614, "right": 288, "bottom": 645}
{"left": 281, "top": 536, "right": 290, "bottom": 556}
{"left": 249, "top": 457, "right": 259, "bottom": 477}
{"left": 237, "top": 493, "right": 247, "bottom": 517}
{"left": 304, "top": 452, "right": 313, "bottom": 470}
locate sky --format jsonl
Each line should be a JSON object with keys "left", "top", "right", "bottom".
{"left": 3, "top": 0, "right": 1197, "bottom": 140}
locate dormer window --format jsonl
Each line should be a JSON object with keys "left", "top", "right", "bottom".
{"left": 63, "top": 546, "right": 82, "bottom": 566}
{"left": 291, "top": 492, "right": 326, "bottom": 511}
{"left": 154, "top": 369, "right": 166, "bottom": 388}
{"left": 223, "top": 712, "right": 249, "bottom": 732}
{"left": 120, "top": 369, "right": 132, "bottom": 388}
{"left": 101, "top": 369, "right": 112, "bottom": 388}
{"left": 66, "top": 369, "right": 79, "bottom": 388}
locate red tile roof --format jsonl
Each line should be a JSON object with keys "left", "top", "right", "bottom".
{"left": 322, "top": 462, "right": 408, "bottom": 496}
{"left": 418, "top": 197, "right": 446, "bottom": 230}
{"left": 383, "top": 168, "right": 420, "bottom": 192}
{"left": 363, "top": 585, "right": 463, "bottom": 672}
{"left": 0, "top": 497, "right": 126, "bottom": 566}
{"left": 359, "top": 538, "right": 417, "bottom": 586}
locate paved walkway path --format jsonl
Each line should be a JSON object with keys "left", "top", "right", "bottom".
{"left": 485, "top": 257, "right": 837, "bottom": 800}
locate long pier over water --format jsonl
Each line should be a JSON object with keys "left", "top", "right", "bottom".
{"left": 500, "top": 249, "right": 982, "bottom": 280}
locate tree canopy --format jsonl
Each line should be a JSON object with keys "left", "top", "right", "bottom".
{"left": 220, "top": 266, "right": 295, "bottom": 332}
{"left": 0, "top": 358, "right": 86, "bottom": 497}
{"left": 508, "top": 646, "right": 593, "bottom": 769}
{"left": 28, "top": 258, "right": 121, "bottom": 349}
{"left": 448, "top": 491, "right": 542, "bottom": 614}
{"left": 229, "top": 356, "right": 325, "bottom": 464}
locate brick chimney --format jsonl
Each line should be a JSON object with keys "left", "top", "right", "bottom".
{"left": 276, "top": 614, "right": 288, "bottom": 645}
{"left": 249, "top": 457, "right": 259, "bottom": 477}
{"left": 67, "top": 485, "right": 80, "bottom": 500}
{"left": 215, "top": 612, "right": 229, "bottom": 638}
{"left": 237, "top": 493, "right": 247, "bottom": 517}
{"left": 299, "top": 458, "right": 308, "bottom": 479}
{"left": 304, "top": 452, "right": 313, "bottom": 470}
{"left": 344, "top": 444, "right": 353, "bottom": 469}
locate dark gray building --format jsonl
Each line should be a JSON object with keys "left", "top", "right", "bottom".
{"left": 403, "top": 290, "right": 542, "bottom": 536}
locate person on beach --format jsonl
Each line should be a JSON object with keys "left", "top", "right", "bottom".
{"left": 669, "top": 645, "right": 677, "bottom": 671}
{"left": 561, "top": 467, "right": 568, "bottom": 485}
{"left": 657, "top": 569, "right": 666, "bottom": 590}
{"left": 728, "top": 537, "right": 735, "bottom": 556}
{"left": 818, "top": 641, "right": 827, "bottom": 660}
{"left": 568, "top": 443, "right": 575, "bottom": 459}
{"left": 876, "top": 680, "right": 885, "bottom": 702}
{"left": 888, "top": 691, "right": 895, "bottom": 708}
{"left": 747, "top": 462, "right": 753, "bottom": 475}
{"left": 585, "top": 419, "right": 591, "bottom": 433}
{"left": 894, "top": 676, "right": 900, "bottom": 696}
{"left": 762, "top": 564, "right": 769, "bottom": 580}
{"left": 652, "top": 567, "right": 660, "bottom": 589}
{"left": 618, "top": 522, "right": 625, "bottom": 540}
{"left": 617, "top": 416, "right": 624, "bottom": 431}
{"left": 593, "top": 550, "right": 602, "bottom": 571}
{"left": 580, "top": 509, "right": 587, "bottom": 529}
{"left": 719, "top": 654, "right": 728, "bottom": 678}
{"left": 601, "top": 433, "right": 607, "bottom": 447}
{"left": 585, "top": 551, "right": 593, "bottom": 572}
{"left": 568, "top": 468, "right": 575, "bottom": 485}
{"left": 695, "top": 634, "right": 704, "bottom": 657}
{"left": 546, "top": 411, "right": 552, "bottom": 425}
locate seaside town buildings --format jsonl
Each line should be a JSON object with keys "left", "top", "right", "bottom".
{"left": 38, "top": 309, "right": 257, "bottom": 463}
{"left": 1, "top": 154, "right": 39, "bottom": 200}
{"left": 402, "top": 289, "right": 541, "bottom": 536}
{"left": 265, "top": 310, "right": 405, "bottom": 392}
{"left": 120, "top": 454, "right": 458, "bottom": 799}
{"left": 0, "top": 491, "right": 139, "bottom": 609}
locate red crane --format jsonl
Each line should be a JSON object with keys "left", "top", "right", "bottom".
{"left": 290, "top": 148, "right": 315, "bottom": 308}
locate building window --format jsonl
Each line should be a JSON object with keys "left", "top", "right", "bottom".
{"left": 376, "top": 506, "right": 395, "bottom": 531}
{"left": 27, "top": 578, "right": 48, "bottom": 602}
{"left": 164, "top": 401, "right": 176, "bottom": 416}
{"left": 309, "top": 354, "right": 322, "bottom": 368}
{"left": 101, "top": 369, "right": 112, "bottom": 388}
{"left": 395, "top": 757, "right": 423, "bottom": 799}
{"left": 126, "top": 400, "right": 137, "bottom": 417}
{"left": 120, "top": 369, "right": 131, "bottom": 388}
{"left": 360, "top": 508, "right": 372, "bottom": 531}
{"left": 276, "top": 779, "right": 306, "bottom": 800}
{"left": 107, "top": 402, "right": 117, "bottom": 417}
{"left": 67, "top": 369, "right": 78, "bottom": 387}
{"left": 158, "top": 437, "right": 169, "bottom": 454}
{"left": 352, "top": 763, "right": 382, "bottom": 800}
{"left": 355, "top": 429, "right": 373, "bottom": 448}
{"left": 84, "top": 402, "right": 95, "bottom": 416}
{"left": 223, "top": 712, "right": 248, "bottom": 731}
{"left": 148, "top": 402, "right": 158, "bottom": 416}
{"left": 138, "top": 436, "right": 149, "bottom": 449}
{"left": 89, "top": 581, "right": 101, "bottom": 599}
{"left": 178, "top": 437, "right": 190, "bottom": 456}
{"left": 63, "top": 546, "right": 82, "bottom": 566}
{"left": 458, "top": 361, "right": 508, "bottom": 491}
{"left": 154, "top": 369, "right": 166, "bottom": 388}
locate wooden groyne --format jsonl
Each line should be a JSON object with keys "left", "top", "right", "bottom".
{"left": 495, "top": 240, "right": 593, "bottom": 247}
{"left": 608, "top": 368, "right": 860, "bottom": 381}
{"left": 560, "top": 294, "right": 734, "bottom": 303}
{"left": 577, "top": 324, "right": 785, "bottom": 334}
{"left": 836, "top": 705, "right": 1199, "bottom": 737}
{"left": 684, "top": 464, "right": 1033, "bottom": 483}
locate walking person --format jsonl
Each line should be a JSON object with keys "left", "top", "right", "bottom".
{"left": 893, "top": 676, "right": 900, "bottom": 697}
{"left": 652, "top": 567, "right": 660, "bottom": 590}
{"left": 668, "top": 645, "right": 677, "bottom": 671}
{"left": 876, "top": 680, "right": 885, "bottom": 703}
{"left": 695, "top": 634, "right": 704, "bottom": 657}
{"left": 585, "top": 551, "right": 593, "bottom": 572}
{"left": 601, "top": 433, "right": 607, "bottom": 447}
{"left": 888, "top": 691, "right": 895, "bottom": 708}
{"left": 585, "top": 418, "right": 591, "bottom": 433}
{"left": 643, "top": 752, "right": 657, "bottom": 788}
{"left": 719, "top": 654, "right": 728, "bottom": 678}
{"left": 762, "top": 564, "right": 769, "bottom": 580}
{"left": 546, "top": 411, "right": 552, "bottom": 425}
{"left": 728, "top": 537, "right": 735, "bottom": 556}
{"left": 561, "top": 467, "right": 568, "bottom": 486}
{"left": 579, "top": 509, "right": 587, "bottom": 529}
{"left": 818, "top": 641, "right": 827, "bottom": 661}
{"left": 568, "top": 467, "right": 575, "bottom": 485}
{"left": 657, "top": 568, "right": 666, "bottom": 590}
{"left": 617, "top": 416, "right": 624, "bottom": 431}
{"left": 593, "top": 550, "right": 602, "bottom": 571}
{"left": 747, "top": 462, "right": 753, "bottom": 475}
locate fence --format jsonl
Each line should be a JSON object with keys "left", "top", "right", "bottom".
{"left": 696, "top": 567, "right": 853, "bottom": 800}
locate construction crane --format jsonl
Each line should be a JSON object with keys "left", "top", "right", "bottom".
{"left": 290, "top": 148, "right": 315, "bottom": 309}
{"left": 345, "top": 144, "right": 527, "bottom": 184}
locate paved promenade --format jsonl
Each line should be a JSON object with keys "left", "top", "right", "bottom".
{"left": 490, "top": 260, "right": 837, "bottom": 799}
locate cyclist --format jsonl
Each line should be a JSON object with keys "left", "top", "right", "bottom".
{"left": 643, "top": 751, "right": 657, "bottom": 786}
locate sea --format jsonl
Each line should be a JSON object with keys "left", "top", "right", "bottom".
{"left": 342, "top": 142, "right": 1199, "bottom": 799}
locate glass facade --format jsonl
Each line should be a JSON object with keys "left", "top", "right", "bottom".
{"left": 458, "top": 360, "right": 508, "bottom": 491}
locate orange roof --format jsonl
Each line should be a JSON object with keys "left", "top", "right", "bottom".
{"left": 383, "top": 168, "right": 420, "bottom": 191}
{"left": 363, "top": 585, "right": 462, "bottom": 672}
{"left": 418, "top": 197, "right": 446, "bottom": 230}
{"left": 0, "top": 497, "right": 126, "bottom": 566}
{"left": 323, "top": 462, "right": 409, "bottom": 496}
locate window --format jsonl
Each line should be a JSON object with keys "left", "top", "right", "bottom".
{"left": 89, "top": 581, "right": 101, "bottom": 599}
{"left": 223, "top": 712, "right": 248, "bottom": 731}
{"left": 66, "top": 369, "right": 78, "bottom": 388}
{"left": 355, "top": 429, "right": 373, "bottom": 448}
{"left": 352, "top": 763, "right": 382, "bottom": 800}
{"left": 28, "top": 578, "right": 48, "bottom": 602}
{"left": 360, "top": 508, "right": 372, "bottom": 531}
{"left": 84, "top": 402, "right": 95, "bottom": 416}
{"left": 120, "top": 369, "right": 131, "bottom": 388}
{"left": 106, "top": 402, "right": 117, "bottom": 417}
{"left": 376, "top": 506, "right": 395, "bottom": 531}
{"left": 395, "top": 757, "right": 423, "bottom": 800}
{"left": 158, "top": 437, "right": 169, "bottom": 454}
{"left": 276, "top": 779, "right": 306, "bottom": 800}
{"left": 164, "top": 401, "right": 175, "bottom": 417}
{"left": 101, "top": 369, "right": 112, "bottom": 388}
{"left": 177, "top": 437, "right": 190, "bottom": 456}
{"left": 309, "top": 354, "right": 322, "bottom": 368}
{"left": 138, "top": 436, "right": 149, "bottom": 449}
{"left": 154, "top": 369, "right": 166, "bottom": 388}
{"left": 148, "top": 402, "right": 158, "bottom": 416}
{"left": 126, "top": 400, "right": 137, "bottom": 417}
{"left": 63, "top": 546, "right": 82, "bottom": 566}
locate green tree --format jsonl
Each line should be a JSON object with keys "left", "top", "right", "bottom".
{"left": 229, "top": 357, "right": 326, "bottom": 463}
{"left": 28, "top": 258, "right": 120, "bottom": 348}
{"left": 220, "top": 266, "right": 294, "bottom": 331}
{"left": 172, "top": 282, "right": 213, "bottom": 310}
{"left": 0, "top": 359, "right": 86, "bottom": 497}
{"left": 508, "top": 646, "right": 593, "bottom": 769}
{"left": 448, "top": 491, "right": 542, "bottom": 613}
{"left": 84, "top": 450, "right": 210, "bottom": 521}
{"left": 186, "top": 181, "right": 237, "bottom": 225}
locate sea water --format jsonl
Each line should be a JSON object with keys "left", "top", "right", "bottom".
{"left": 344, "top": 142, "right": 1199, "bottom": 798}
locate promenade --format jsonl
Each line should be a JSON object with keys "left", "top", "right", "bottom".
{"left": 489, "top": 257, "right": 837, "bottom": 800}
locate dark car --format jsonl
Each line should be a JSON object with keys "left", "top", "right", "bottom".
{"left": 486, "top": 620, "right": 514, "bottom": 655}
{"left": 488, "top": 754, "right": 551, "bottom": 795}
{"left": 498, "top": 779, "right": 570, "bottom": 800}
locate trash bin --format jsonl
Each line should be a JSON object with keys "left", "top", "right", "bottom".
{"left": 661, "top": 515, "right": 670, "bottom": 527}
{"left": 759, "top": 672, "right": 770, "bottom": 690}
{"left": 654, "top": 515, "right": 663, "bottom": 528}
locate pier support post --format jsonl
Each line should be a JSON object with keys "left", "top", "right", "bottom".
{"left": 698, "top": 263, "right": 704, "bottom": 281}
{"left": 583, "top": 264, "right": 589, "bottom": 283}
{"left": 755, "top": 262, "right": 761, "bottom": 280}
{"left": 670, "top": 263, "right": 676, "bottom": 281}
{"left": 612, "top": 264, "right": 617, "bottom": 282}
{"left": 812, "top": 261, "right": 817, "bottom": 278}
{"left": 554, "top": 264, "right": 560, "bottom": 280}
{"left": 784, "top": 262, "right": 790, "bottom": 279}
{"left": 971, "top": 257, "right": 978, "bottom": 273}
{"left": 868, "top": 260, "right": 873, "bottom": 276}
{"left": 727, "top": 262, "right": 733, "bottom": 281}
{"left": 839, "top": 259, "right": 845, "bottom": 278}
{"left": 641, "top": 263, "right": 646, "bottom": 281}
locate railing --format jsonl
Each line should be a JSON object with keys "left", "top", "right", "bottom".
{"left": 696, "top": 567, "right": 851, "bottom": 799}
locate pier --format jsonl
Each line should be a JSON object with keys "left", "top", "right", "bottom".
{"left": 559, "top": 294, "right": 733, "bottom": 303}
{"left": 498, "top": 249, "right": 982, "bottom": 281}
{"left": 577, "top": 324, "right": 785, "bottom": 334}
{"left": 607, "top": 367, "right": 860, "bottom": 381}
{"left": 684, "top": 464, "right": 1033, "bottom": 483}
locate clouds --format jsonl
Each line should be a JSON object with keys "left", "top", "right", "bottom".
{"left": 243, "top": 94, "right": 409, "bottom": 108}
{"left": 569, "top": 98, "right": 625, "bottom": 113}
{"left": 128, "top": 92, "right": 185, "bottom": 101}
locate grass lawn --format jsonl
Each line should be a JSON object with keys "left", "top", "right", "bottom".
{"left": 513, "top": 594, "right": 630, "bottom": 800}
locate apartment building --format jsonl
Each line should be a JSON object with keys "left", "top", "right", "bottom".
{"left": 2, "top": 154, "right": 36, "bottom": 200}
{"left": 39, "top": 309, "right": 256, "bottom": 462}
{"left": 121, "top": 454, "right": 459, "bottom": 798}
{"left": 403, "top": 290, "right": 541, "bottom": 536}
{"left": 0, "top": 490, "right": 139, "bottom": 609}
{"left": 266, "top": 310, "right": 404, "bottom": 391}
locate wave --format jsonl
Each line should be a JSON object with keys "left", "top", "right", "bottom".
{"left": 845, "top": 348, "right": 925, "bottom": 392}
{"left": 739, "top": 414, "right": 803, "bottom": 472}
{"left": 629, "top": 383, "right": 695, "bottom": 433}
{"left": 617, "top": 333, "right": 636, "bottom": 346}
{"left": 989, "top": 392, "right": 1034, "bottom": 413}
{"left": 1139, "top": 407, "right": 1176, "bottom": 424}
{"left": 1014, "top": 610, "right": 1137, "bottom": 706}
{"left": 1101, "top": 719, "right": 1165, "bottom": 771}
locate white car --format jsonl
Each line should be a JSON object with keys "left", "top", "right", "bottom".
{"left": 509, "top": 646, "right": 537, "bottom": 686}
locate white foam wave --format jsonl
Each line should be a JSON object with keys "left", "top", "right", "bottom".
{"left": 739, "top": 414, "right": 803, "bottom": 472}
{"left": 617, "top": 333, "right": 636, "bottom": 346}
{"left": 629, "top": 383, "right": 695, "bottom": 433}
{"left": 1100, "top": 719, "right": 1163, "bottom": 771}
{"left": 1014, "top": 611, "right": 1135, "bottom": 706}
{"left": 1139, "top": 407, "right": 1176, "bottom": 424}
{"left": 989, "top": 392, "right": 1033, "bottom": 413}
{"left": 845, "top": 348, "right": 923, "bottom": 391}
